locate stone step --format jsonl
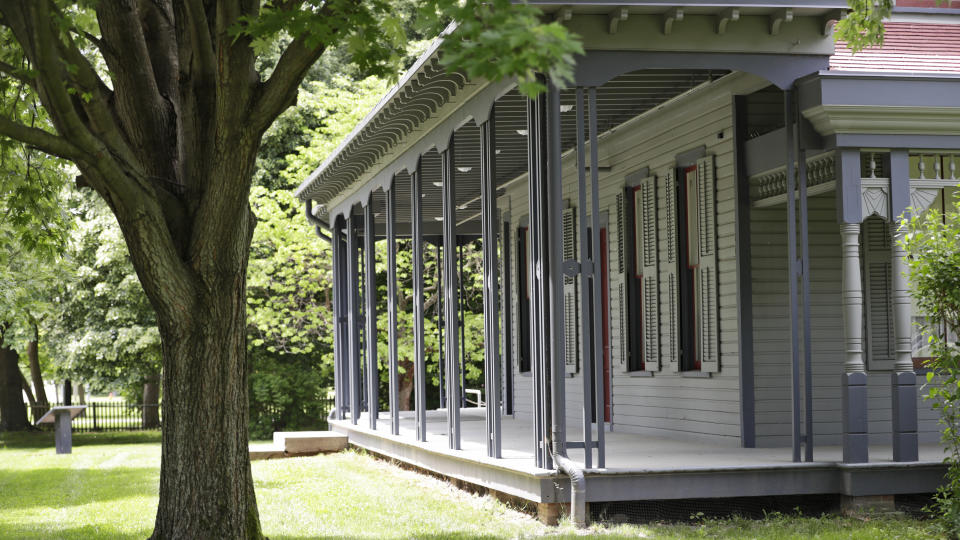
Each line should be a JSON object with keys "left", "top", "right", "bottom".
{"left": 273, "top": 431, "right": 349, "bottom": 454}
{"left": 249, "top": 443, "right": 285, "bottom": 461}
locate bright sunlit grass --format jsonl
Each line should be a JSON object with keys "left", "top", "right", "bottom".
{"left": 0, "top": 431, "right": 940, "bottom": 539}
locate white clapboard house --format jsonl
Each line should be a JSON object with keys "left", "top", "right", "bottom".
{"left": 294, "top": 1, "right": 960, "bottom": 523}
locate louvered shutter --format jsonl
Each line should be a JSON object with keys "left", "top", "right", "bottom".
{"left": 610, "top": 273, "right": 627, "bottom": 371}
{"left": 863, "top": 218, "right": 894, "bottom": 371}
{"left": 636, "top": 176, "right": 660, "bottom": 371}
{"left": 563, "top": 207, "right": 579, "bottom": 374}
{"left": 692, "top": 156, "right": 719, "bottom": 373}
{"left": 614, "top": 192, "right": 631, "bottom": 373}
{"left": 663, "top": 170, "right": 681, "bottom": 372}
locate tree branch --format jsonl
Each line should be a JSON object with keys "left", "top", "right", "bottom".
{"left": 0, "top": 60, "right": 37, "bottom": 90}
{"left": 0, "top": 116, "right": 86, "bottom": 162}
{"left": 249, "top": 34, "right": 326, "bottom": 133}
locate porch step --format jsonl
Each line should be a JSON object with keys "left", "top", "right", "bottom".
{"left": 249, "top": 431, "right": 349, "bottom": 460}
{"left": 274, "top": 431, "right": 349, "bottom": 454}
{"left": 249, "top": 443, "right": 286, "bottom": 461}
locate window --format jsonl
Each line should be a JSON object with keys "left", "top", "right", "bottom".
{"left": 671, "top": 157, "right": 719, "bottom": 373}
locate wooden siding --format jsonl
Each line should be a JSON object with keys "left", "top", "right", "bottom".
{"left": 503, "top": 72, "right": 771, "bottom": 444}
{"left": 750, "top": 193, "right": 941, "bottom": 447}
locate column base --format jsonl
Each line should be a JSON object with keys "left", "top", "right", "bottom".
{"left": 841, "top": 372, "right": 868, "bottom": 463}
{"left": 891, "top": 371, "right": 919, "bottom": 462}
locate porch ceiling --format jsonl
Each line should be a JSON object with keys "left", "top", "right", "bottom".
{"left": 336, "top": 69, "right": 722, "bottom": 232}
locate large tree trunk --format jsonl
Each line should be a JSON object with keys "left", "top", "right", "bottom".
{"left": 0, "top": 344, "right": 29, "bottom": 431}
{"left": 27, "top": 325, "right": 48, "bottom": 409}
{"left": 76, "top": 383, "right": 86, "bottom": 405}
{"left": 150, "top": 283, "right": 260, "bottom": 539}
{"left": 142, "top": 373, "right": 160, "bottom": 429}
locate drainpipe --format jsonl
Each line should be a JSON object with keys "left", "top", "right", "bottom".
{"left": 305, "top": 200, "right": 332, "bottom": 243}
{"left": 551, "top": 449, "right": 587, "bottom": 527}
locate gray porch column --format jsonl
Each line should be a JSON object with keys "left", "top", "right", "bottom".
{"left": 839, "top": 149, "right": 868, "bottom": 464}
{"left": 346, "top": 214, "right": 362, "bottom": 425}
{"left": 364, "top": 196, "right": 379, "bottom": 430}
{"left": 480, "top": 115, "right": 503, "bottom": 458}
{"left": 889, "top": 149, "right": 919, "bottom": 462}
{"left": 411, "top": 167, "right": 428, "bottom": 442}
{"left": 527, "top": 79, "right": 552, "bottom": 470}
{"left": 441, "top": 138, "right": 461, "bottom": 450}
{"left": 784, "top": 89, "right": 801, "bottom": 464}
{"left": 331, "top": 217, "right": 346, "bottom": 420}
{"left": 386, "top": 181, "right": 400, "bottom": 436}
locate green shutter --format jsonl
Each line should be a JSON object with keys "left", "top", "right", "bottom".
{"left": 663, "top": 170, "right": 681, "bottom": 372}
{"left": 863, "top": 218, "right": 893, "bottom": 371}
{"left": 694, "top": 156, "right": 719, "bottom": 373}
{"left": 637, "top": 176, "right": 660, "bottom": 371}
{"left": 563, "top": 207, "right": 578, "bottom": 374}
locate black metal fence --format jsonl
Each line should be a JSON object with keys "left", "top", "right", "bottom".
{"left": 249, "top": 396, "right": 333, "bottom": 439}
{"left": 28, "top": 402, "right": 161, "bottom": 432}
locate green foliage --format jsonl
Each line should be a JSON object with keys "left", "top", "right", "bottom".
{"left": 836, "top": 0, "right": 948, "bottom": 53}
{"left": 421, "top": 0, "right": 583, "bottom": 96}
{"left": 235, "top": 0, "right": 409, "bottom": 81}
{"left": 44, "top": 191, "right": 160, "bottom": 396}
{"left": 246, "top": 187, "right": 334, "bottom": 438}
{"left": 901, "top": 192, "right": 960, "bottom": 537}
{"left": 835, "top": 0, "right": 894, "bottom": 53}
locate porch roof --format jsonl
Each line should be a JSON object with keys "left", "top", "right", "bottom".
{"left": 295, "top": 1, "right": 847, "bottom": 228}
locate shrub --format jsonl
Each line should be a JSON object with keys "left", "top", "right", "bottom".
{"left": 901, "top": 191, "right": 960, "bottom": 538}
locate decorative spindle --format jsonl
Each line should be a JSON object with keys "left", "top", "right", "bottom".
{"left": 935, "top": 156, "right": 942, "bottom": 180}
{"left": 869, "top": 153, "right": 878, "bottom": 179}
{"left": 918, "top": 155, "right": 926, "bottom": 180}
{"left": 951, "top": 157, "right": 957, "bottom": 180}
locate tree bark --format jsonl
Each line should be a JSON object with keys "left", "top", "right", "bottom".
{"left": 27, "top": 325, "right": 48, "bottom": 408}
{"left": 20, "top": 371, "right": 36, "bottom": 407}
{"left": 0, "top": 345, "right": 29, "bottom": 431}
{"left": 150, "top": 282, "right": 261, "bottom": 540}
{"left": 76, "top": 383, "right": 86, "bottom": 405}
{"left": 398, "top": 358, "right": 414, "bottom": 411}
{"left": 143, "top": 373, "right": 160, "bottom": 429}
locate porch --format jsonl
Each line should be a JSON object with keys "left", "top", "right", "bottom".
{"left": 331, "top": 408, "right": 946, "bottom": 506}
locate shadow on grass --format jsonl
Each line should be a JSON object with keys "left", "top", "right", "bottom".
{"left": 0, "top": 466, "right": 158, "bottom": 511}
{"left": 0, "top": 430, "right": 161, "bottom": 449}
{"left": 268, "top": 531, "right": 515, "bottom": 540}
{"left": 0, "top": 522, "right": 150, "bottom": 540}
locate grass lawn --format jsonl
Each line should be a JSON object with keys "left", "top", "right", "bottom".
{"left": 0, "top": 431, "right": 943, "bottom": 539}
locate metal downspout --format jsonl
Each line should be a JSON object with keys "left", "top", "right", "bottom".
{"left": 305, "top": 200, "right": 333, "bottom": 243}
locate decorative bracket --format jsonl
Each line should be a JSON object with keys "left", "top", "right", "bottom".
{"left": 861, "top": 179, "right": 891, "bottom": 221}
{"left": 909, "top": 187, "right": 940, "bottom": 213}
{"left": 716, "top": 8, "right": 740, "bottom": 35}
{"left": 821, "top": 9, "right": 845, "bottom": 36}
{"left": 770, "top": 9, "right": 793, "bottom": 35}
{"left": 555, "top": 6, "right": 572, "bottom": 23}
{"left": 663, "top": 8, "right": 683, "bottom": 35}
{"left": 608, "top": 7, "right": 629, "bottom": 34}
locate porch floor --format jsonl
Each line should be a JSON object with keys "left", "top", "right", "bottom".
{"left": 331, "top": 408, "right": 946, "bottom": 504}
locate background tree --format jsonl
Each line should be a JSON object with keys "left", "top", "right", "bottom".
{"left": 0, "top": 67, "right": 69, "bottom": 430}
{"left": 0, "top": 1, "right": 580, "bottom": 537}
{"left": 45, "top": 190, "right": 163, "bottom": 426}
